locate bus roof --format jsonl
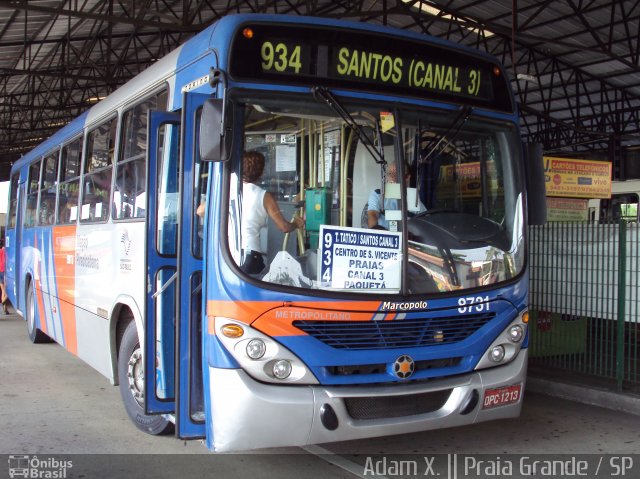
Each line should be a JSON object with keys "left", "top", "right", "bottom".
{"left": 13, "top": 13, "right": 512, "bottom": 172}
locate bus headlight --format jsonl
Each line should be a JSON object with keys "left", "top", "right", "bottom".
{"left": 508, "top": 325, "right": 524, "bottom": 343}
{"left": 489, "top": 345, "right": 506, "bottom": 362}
{"left": 272, "top": 360, "right": 292, "bottom": 379}
{"left": 214, "top": 318, "right": 318, "bottom": 384}
{"left": 246, "top": 339, "right": 266, "bottom": 359}
{"left": 475, "top": 312, "right": 528, "bottom": 370}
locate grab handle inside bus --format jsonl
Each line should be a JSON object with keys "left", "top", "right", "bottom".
{"left": 200, "top": 98, "right": 231, "bottom": 162}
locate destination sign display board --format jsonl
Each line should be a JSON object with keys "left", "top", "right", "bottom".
{"left": 319, "top": 225, "right": 402, "bottom": 292}
{"left": 229, "top": 23, "right": 514, "bottom": 112}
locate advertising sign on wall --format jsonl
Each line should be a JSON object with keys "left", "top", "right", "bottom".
{"left": 544, "top": 157, "right": 611, "bottom": 199}
{"left": 546, "top": 197, "right": 589, "bottom": 222}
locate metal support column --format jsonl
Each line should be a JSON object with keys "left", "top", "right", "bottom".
{"left": 616, "top": 220, "right": 627, "bottom": 391}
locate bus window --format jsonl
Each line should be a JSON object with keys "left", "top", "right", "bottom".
{"left": 42, "top": 151, "right": 58, "bottom": 190}
{"left": 7, "top": 173, "right": 19, "bottom": 230}
{"left": 189, "top": 271, "right": 204, "bottom": 420}
{"left": 39, "top": 150, "right": 60, "bottom": 226}
{"left": 115, "top": 89, "right": 167, "bottom": 220}
{"left": 193, "top": 109, "right": 207, "bottom": 259}
{"left": 81, "top": 117, "right": 117, "bottom": 222}
{"left": 156, "top": 122, "right": 181, "bottom": 256}
{"left": 113, "top": 160, "right": 146, "bottom": 220}
{"left": 599, "top": 193, "right": 639, "bottom": 223}
{"left": 25, "top": 160, "right": 41, "bottom": 229}
{"left": 57, "top": 137, "right": 82, "bottom": 224}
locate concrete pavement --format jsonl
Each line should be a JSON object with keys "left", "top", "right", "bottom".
{"left": 1, "top": 313, "right": 639, "bottom": 478}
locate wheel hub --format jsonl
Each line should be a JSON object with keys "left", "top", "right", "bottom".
{"left": 127, "top": 347, "right": 145, "bottom": 406}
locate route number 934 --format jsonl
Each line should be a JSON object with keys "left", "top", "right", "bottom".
{"left": 261, "top": 41, "right": 302, "bottom": 74}
{"left": 458, "top": 296, "right": 490, "bottom": 313}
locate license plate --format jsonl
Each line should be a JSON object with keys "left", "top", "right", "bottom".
{"left": 482, "top": 384, "right": 522, "bottom": 409}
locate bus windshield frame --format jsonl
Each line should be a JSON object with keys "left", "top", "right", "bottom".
{"left": 224, "top": 90, "right": 526, "bottom": 296}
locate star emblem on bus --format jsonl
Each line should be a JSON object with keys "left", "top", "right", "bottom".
{"left": 393, "top": 355, "right": 415, "bottom": 379}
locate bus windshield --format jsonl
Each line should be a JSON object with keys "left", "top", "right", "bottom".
{"left": 228, "top": 94, "right": 525, "bottom": 294}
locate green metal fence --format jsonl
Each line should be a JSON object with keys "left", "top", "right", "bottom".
{"left": 528, "top": 221, "right": 640, "bottom": 391}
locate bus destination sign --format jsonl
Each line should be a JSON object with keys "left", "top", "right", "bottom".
{"left": 230, "top": 24, "right": 513, "bottom": 112}
{"left": 260, "top": 42, "right": 486, "bottom": 100}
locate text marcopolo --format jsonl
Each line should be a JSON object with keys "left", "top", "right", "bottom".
{"left": 381, "top": 301, "right": 428, "bottom": 311}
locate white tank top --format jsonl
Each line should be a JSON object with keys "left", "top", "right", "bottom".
{"left": 242, "top": 182, "right": 267, "bottom": 253}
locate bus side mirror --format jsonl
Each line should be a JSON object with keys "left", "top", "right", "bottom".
{"left": 524, "top": 142, "right": 547, "bottom": 225}
{"left": 200, "top": 99, "right": 231, "bottom": 161}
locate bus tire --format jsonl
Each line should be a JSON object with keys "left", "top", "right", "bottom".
{"left": 26, "top": 282, "right": 50, "bottom": 344}
{"left": 117, "top": 320, "right": 173, "bottom": 435}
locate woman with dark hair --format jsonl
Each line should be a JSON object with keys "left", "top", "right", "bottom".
{"left": 241, "top": 150, "right": 304, "bottom": 274}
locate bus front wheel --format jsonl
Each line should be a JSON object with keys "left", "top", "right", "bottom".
{"left": 117, "top": 321, "right": 173, "bottom": 435}
{"left": 26, "top": 282, "right": 50, "bottom": 344}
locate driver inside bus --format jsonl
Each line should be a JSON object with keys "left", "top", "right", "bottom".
{"left": 367, "top": 162, "right": 426, "bottom": 229}
{"left": 241, "top": 150, "right": 304, "bottom": 274}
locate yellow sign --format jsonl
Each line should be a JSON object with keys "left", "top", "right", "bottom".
{"left": 379, "top": 112, "right": 395, "bottom": 133}
{"left": 438, "top": 162, "right": 500, "bottom": 198}
{"left": 546, "top": 197, "right": 588, "bottom": 222}
{"left": 544, "top": 157, "right": 611, "bottom": 199}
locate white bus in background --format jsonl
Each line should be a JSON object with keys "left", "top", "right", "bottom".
{"left": 533, "top": 178, "right": 640, "bottom": 325}
{"left": 589, "top": 179, "right": 640, "bottom": 223}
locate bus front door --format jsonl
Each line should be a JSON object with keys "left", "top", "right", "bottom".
{"left": 174, "top": 92, "right": 209, "bottom": 438}
{"left": 145, "top": 111, "right": 180, "bottom": 420}
{"left": 145, "top": 93, "right": 208, "bottom": 440}
{"left": 7, "top": 179, "right": 26, "bottom": 311}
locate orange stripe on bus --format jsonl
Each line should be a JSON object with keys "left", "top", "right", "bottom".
{"left": 207, "top": 299, "right": 390, "bottom": 337}
{"left": 207, "top": 299, "right": 386, "bottom": 319}
{"left": 31, "top": 235, "right": 47, "bottom": 335}
{"left": 35, "top": 278, "right": 47, "bottom": 335}
{"left": 252, "top": 308, "right": 381, "bottom": 337}
{"left": 206, "top": 300, "right": 283, "bottom": 325}
{"left": 53, "top": 226, "right": 77, "bottom": 354}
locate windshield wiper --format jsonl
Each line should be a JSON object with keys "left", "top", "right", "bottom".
{"left": 412, "top": 208, "right": 459, "bottom": 219}
{"left": 415, "top": 106, "right": 472, "bottom": 209}
{"left": 419, "top": 105, "right": 473, "bottom": 165}
{"left": 312, "top": 86, "right": 385, "bottom": 165}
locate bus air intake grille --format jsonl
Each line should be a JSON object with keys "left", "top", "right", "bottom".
{"left": 327, "top": 357, "right": 462, "bottom": 376}
{"left": 344, "top": 389, "right": 452, "bottom": 420}
{"left": 293, "top": 313, "right": 495, "bottom": 350}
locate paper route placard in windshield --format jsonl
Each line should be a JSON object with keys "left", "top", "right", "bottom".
{"left": 319, "top": 225, "right": 402, "bottom": 292}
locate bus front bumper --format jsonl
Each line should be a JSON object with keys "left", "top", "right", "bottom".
{"left": 207, "top": 349, "right": 527, "bottom": 452}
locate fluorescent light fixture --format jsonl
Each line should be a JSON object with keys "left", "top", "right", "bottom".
{"left": 402, "top": 0, "right": 495, "bottom": 37}
{"left": 517, "top": 73, "right": 538, "bottom": 84}
{"left": 86, "top": 96, "right": 106, "bottom": 103}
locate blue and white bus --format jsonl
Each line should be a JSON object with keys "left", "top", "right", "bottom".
{"left": 5, "top": 14, "right": 545, "bottom": 452}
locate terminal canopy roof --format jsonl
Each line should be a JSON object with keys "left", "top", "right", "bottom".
{"left": 1, "top": 1, "right": 638, "bottom": 177}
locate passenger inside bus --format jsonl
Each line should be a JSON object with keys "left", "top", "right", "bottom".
{"left": 25, "top": 197, "right": 37, "bottom": 228}
{"left": 241, "top": 150, "right": 304, "bottom": 275}
{"left": 39, "top": 196, "right": 56, "bottom": 225}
